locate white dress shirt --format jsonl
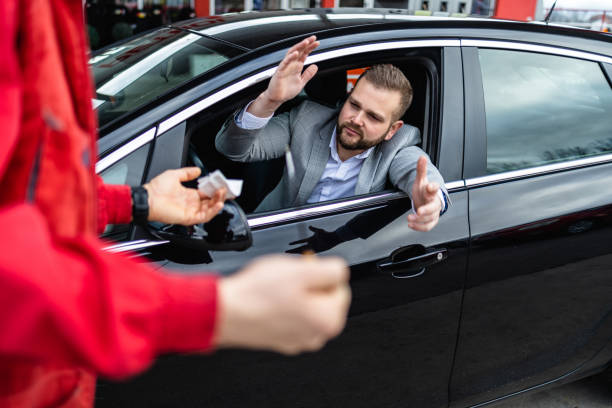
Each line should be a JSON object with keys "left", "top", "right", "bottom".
{"left": 235, "top": 104, "right": 448, "bottom": 212}
{"left": 306, "top": 128, "right": 373, "bottom": 203}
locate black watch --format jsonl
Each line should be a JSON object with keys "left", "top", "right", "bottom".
{"left": 131, "top": 186, "right": 149, "bottom": 226}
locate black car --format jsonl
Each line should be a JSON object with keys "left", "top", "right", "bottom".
{"left": 92, "top": 10, "right": 612, "bottom": 408}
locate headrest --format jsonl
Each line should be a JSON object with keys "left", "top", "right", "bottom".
{"left": 304, "top": 70, "right": 349, "bottom": 108}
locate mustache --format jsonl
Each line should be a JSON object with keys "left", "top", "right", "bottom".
{"left": 340, "top": 122, "right": 363, "bottom": 137}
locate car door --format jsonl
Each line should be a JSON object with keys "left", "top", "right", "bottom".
{"left": 96, "top": 40, "right": 469, "bottom": 408}
{"left": 450, "top": 40, "right": 612, "bottom": 407}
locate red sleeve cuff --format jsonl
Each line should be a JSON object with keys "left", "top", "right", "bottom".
{"left": 102, "top": 184, "right": 132, "bottom": 225}
{"left": 156, "top": 274, "right": 219, "bottom": 353}
{"left": 97, "top": 178, "right": 132, "bottom": 232}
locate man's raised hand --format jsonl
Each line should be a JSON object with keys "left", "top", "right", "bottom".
{"left": 248, "top": 36, "right": 319, "bottom": 117}
{"left": 408, "top": 156, "right": 443, "bottom": 232}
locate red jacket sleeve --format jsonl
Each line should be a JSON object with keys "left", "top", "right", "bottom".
{"left": 0, "top": 204, "right": 219, "bottom": 379}
{"left": 0, "top": 1, "right": 20, "bottom": 179}
{"left": 97, "top": 177, "right": 133, "bottom": 233}
{"left": 0, "top": 4, "right": 218, "bottom": 379}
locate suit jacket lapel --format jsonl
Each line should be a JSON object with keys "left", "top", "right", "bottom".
{"left": 294, "top": 119, "right": 335, "bottom": 206}
{"left": 355, "top": 145, "right": 383, "bottom": 195}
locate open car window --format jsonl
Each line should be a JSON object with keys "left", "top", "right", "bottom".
{"left": 187, "top": 48, "right": 442, "bottom": 215}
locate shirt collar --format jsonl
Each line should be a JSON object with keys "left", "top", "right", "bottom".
{"left": 330, "top": 126, "right": 374, "bottom": 162}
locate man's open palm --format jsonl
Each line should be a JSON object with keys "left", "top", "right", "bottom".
{"left": 264, "top": 36, "right": 319, "bottom": 105}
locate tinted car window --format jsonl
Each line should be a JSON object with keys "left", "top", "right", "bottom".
{"left": 100, "top": 143, "right": 150, "bottom": 187}
{"left": 479, "top": 49, "right": 612, "bottom": 174}
{"left": 91, "top": 29, "right": 243, "bottom": 131}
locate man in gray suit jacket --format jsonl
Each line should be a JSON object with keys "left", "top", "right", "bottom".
{"left": 216, "top": 36, "right": 448, "bottom": 231}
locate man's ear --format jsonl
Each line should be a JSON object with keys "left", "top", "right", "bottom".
{"left": 384, "top": 120, "right": 404, "bottom": 141}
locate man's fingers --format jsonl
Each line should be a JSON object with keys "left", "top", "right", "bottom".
{"left": 307, "top": 285, "right": 352, "bottom": 338}
{"left": 214, "top": 187, "right": 227, "bottom": 203}
{"left": 408, "top": 211, "right": 437, "bottom": 225}
{"left": 284, "top": 36, "right": 317, "bottom": 66}
{"left": 302, "top": 257, "right": 349, "bottom": 290}
{"left": 278, "top": 51, "right": 300, "bottom": 71}
{"left": 425, "top": 182, "right": 439, "bottom": 197}
{"left": 176, "top": 167, "right": 202, "bottom": 182}
{"left": 301, "top": 64, "right": 318, "bottom": 85}
{"left": 415, "top": 156, "right": 428, "bottom": 186}
{"left": 299, "top": 40, "right": 320, "bottom": 62}
{"left": 197, "top": 186, "right": 227, "bottom": 201}
{"left": 287, "top": 35, "right": 316, "bottom": 55}
{"left": 407, "top": 219, "right": 438, "bottom": 232}
{"left": 416, "top": 198, "right": 441, "bottom": 217}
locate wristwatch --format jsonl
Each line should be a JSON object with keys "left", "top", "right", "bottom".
{"left": 131, "top": 186, "right": 149, "bottom": 226}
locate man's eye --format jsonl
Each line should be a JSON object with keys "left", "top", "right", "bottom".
{"left": 369, "top": 113, "right": 381, "bottom": 121}
{"left": 350, "top": 102, "right": 359, "bottom": 109}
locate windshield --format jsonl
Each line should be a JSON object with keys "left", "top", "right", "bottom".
{"left": 91, "top": 27, "right": 244, "bottom": 131}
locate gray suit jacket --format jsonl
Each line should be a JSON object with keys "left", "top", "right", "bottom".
{"left": 215, "top": 100, "right": 448, "bottom": 212}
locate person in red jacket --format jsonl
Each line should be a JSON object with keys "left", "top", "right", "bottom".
{"left": 0, "top": 1, "right": 351, "bottom": 407}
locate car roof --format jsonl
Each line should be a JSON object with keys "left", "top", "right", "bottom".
{"left": 170, "top": 9, "right": 612, "bottom": 51}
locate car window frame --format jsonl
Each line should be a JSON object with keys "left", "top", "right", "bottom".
{"left": 97, "top": 38, "right": 464, "bottom": 230}
{"left": 462, "top": 39, "right": 612, "bottom": 187}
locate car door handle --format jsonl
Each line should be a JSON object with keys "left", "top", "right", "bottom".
{"left": 378, "top": 248, "right": 448, "bottom": 279}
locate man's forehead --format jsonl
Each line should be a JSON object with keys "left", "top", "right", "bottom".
{"left": 350, "top": 80, "right": 401, "bottom": 118}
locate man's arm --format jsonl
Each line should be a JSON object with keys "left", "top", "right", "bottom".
{"left": 0, "top": 204, "right": 350, "bottom": 377}
{"left": 97, "top": 167, "right": 226, "bottom": 233}
{"left": 0, "top": 12, "right": 349, "bottom": 378}
{"left": 389, "top": 147, "right": 449, "bottom": 232}
{"left": 215, "top": 36, "right": 320, "bottom": 162}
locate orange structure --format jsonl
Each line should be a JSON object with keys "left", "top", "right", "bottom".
{"left": 494, "top": 0, "right": 539, "bottom": 21}
{"left": 194, "top": 0, "right": 210, "bottom": 17}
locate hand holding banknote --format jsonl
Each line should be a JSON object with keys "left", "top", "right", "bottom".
{"left": 143, "top": 167, "right": 227, "bottom": 226}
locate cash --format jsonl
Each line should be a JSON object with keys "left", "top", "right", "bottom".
{"left": 197, "top": 170, "right": 243, "bottom": 200}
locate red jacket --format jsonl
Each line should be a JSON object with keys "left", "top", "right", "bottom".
{"left": 0, "top": 1, "right": 218, "bottom": 406}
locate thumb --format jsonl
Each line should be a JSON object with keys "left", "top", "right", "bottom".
{"left": 301, "top": 257, "right": 349, "bottom": 291}
{"left": 176, "top": 167, "right": 202, "bottom": 182}
{"left": 301, "top": 64, "right": 318, "bottom": 86}
{"left": 425, "top": 182, "right": 440, "bottom": 197}
{"left": 415, "top": 156, "right": 428, "bottom": 186}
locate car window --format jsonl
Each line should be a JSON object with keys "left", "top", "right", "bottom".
{"left": 189, "top": 50, "right": 441, "bottom": 215}
{"left": 479, "top": 49, "right": 612, "bottom": 174}
{"left": 91, "top": 29, "right": 244, "bottom": 131}
{"left": 100, "top": 143, "right": 150, "bottom": 186}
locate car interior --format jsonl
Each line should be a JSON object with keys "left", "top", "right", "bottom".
{"left": 187, "top": 49, "right": 441, "bottom": 214}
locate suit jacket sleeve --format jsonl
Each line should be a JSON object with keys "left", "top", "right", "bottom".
{"left": 215, "top": 102, "right": 309, "bottom": 162}
{"left": 387, "top": 127, "right": 450, "bottom": 206}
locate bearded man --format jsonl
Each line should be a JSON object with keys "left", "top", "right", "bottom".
{"left": 216, "top": 36, "right": 449, "bottom": 231}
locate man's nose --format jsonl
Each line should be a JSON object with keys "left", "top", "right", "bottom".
{"left": 352, "top": 110, "right": 365, "bottom": 126}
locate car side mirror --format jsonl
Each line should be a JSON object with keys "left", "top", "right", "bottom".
{"left": 149, "top": 200, "right": 252, "bottom": 251}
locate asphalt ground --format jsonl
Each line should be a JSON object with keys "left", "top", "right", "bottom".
{"left": 491, "top": 369, "right": 612, "bottom": 408}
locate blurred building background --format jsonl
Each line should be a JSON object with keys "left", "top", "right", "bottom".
{"left": 543, "top": 0, "right": 611, "bottom": 32}
{"left": 85, "top": 0, "right": 610, "bottom": 50}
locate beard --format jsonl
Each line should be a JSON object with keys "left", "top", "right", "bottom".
{"left": 336, "top": 121, "right": 390, "bottom": 151}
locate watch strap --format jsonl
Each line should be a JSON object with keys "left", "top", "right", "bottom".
{"left": 131, "top": 186, "right": 149, "bottom": 226}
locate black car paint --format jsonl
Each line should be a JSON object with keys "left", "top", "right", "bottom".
{"left": 95, "top": 11, "right": 612, "bottom": 408}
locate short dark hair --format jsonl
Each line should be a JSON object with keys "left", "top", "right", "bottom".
{"left": 354, "top": 64, "right": 413, "bottom": 120}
